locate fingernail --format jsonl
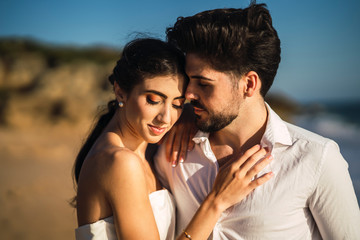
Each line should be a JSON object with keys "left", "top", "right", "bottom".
{"left": 268, "top": 155, "right": 274, "bottom": 161}
{"left": 179, "top": 157, "right": 184, "bottom": 163}
{"left": 172, "top": 161, "right": 176, "bottom": 167}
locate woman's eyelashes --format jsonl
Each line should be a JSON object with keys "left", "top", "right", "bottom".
{"left": 172, "top": 104, "right": 183, "bottom": 109}
{"left": 146, "top": 95, "right": 161, "bottom": 105}
{"left": 172, "top": 98, "right": 185, "bottom": 109}
{"left": 146, "top": 95, "right": 184, "bottom": 109}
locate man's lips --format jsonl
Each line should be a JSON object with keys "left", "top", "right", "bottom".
{"left": 193, "top": 106, "right": 205, "bottom": 115}
{"left": 148, "top": 125, "right": 166, "bottom": 135}
{"left": 190, "top": 101, "right": 206, "bottom": 114}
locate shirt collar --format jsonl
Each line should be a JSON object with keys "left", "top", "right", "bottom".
{"left": 192, "top": 131, "right": 209, "bottom": 144}
{"left": 260, "top": 102, "right": 293, "bottom": 151}
{"left": 192, "top": 102, "right": 293, "bottom": 150}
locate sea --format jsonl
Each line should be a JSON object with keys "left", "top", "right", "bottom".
{"left": 292, "top": 100, "right": 360, "bottom": 204}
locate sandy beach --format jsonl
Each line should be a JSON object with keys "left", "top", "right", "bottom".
{"left": 0, "top": 123, "right": 92, "bottom": 240}
{"left": 0, "top": 38, "right": 117, "bottom": 239}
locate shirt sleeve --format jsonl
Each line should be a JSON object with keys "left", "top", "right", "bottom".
{"left": 309, "top": 140, "right": 360, "bottom": 239}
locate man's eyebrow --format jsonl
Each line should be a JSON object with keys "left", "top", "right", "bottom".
{"left": 144, "top": 90, "right": 185, "bottom": 100}
{"left": 189, "top": 75, "right": 215, "bottom": 81}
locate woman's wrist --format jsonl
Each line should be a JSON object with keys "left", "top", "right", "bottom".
{"left": 203, "top": 191, "right": 227, "bottom": 215}
{"left": 178, "top": 191, "right": 224, "bottom": 240}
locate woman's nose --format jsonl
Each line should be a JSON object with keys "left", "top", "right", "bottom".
{"left": 157, "top": 106, "right": 171, "bottom": 124}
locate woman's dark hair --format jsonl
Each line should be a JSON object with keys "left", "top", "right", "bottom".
{"left": 72, "top": 38, "right": 186, "bottom": 196}
{"left": 166, "top": 3, "right": 281, "bottom": 97}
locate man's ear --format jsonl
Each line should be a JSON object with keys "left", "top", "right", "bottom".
{"left": 114, "top": 82, "right": 127, "bottom": 103}
{"left": 243, "top": 71, "right": 261, "bottom": 97}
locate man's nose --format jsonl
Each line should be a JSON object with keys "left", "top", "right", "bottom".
{"left": 185, "top": 82, "right": 199, "bottom": 101}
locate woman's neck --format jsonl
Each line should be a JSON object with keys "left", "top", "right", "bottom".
{"left": 104, "top": 111, "right": 148, "bottom": 159}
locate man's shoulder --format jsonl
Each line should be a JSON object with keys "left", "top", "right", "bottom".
{"left": 282, "top": 121, "right": 342, "bottom": 167}
{"left": 266, "top": 103, "right": 335, "bottom": 149}
{"left": 284, "top": 121, "right": 333, "bottom": 147}
{"left": 266, "top": 103, "right": 336, "bottom": 151}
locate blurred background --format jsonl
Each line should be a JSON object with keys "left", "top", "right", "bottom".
{"left": 0, "top": 0, "right": 359, "bottom": 239}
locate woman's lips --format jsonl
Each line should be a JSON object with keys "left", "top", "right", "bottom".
{"left": 148, "top": 125, "right": 166, "bottom": 135}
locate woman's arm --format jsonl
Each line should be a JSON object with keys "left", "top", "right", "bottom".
{"left": 102, "top": 150, "right": 160, "bottom": 240}
{"left": 162, "top": 103, "right": 198, "bottom": 166}
{"left": 177, "top": 145, "right": 273, "bottom": 240}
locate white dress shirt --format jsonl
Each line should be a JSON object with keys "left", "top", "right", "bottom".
{"left": 155, "top": 103, "right": 360, "bottom": 239}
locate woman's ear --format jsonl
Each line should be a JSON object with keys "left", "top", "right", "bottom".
{"left": 114, "top": 82, "right": 127, "bottom": 103}
{"left": 243, "top": 71, "right": 261, "bottom": 97}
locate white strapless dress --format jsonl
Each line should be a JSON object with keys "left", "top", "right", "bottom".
{"left": 75, "top": 189, "right": 176, "bottom": 240}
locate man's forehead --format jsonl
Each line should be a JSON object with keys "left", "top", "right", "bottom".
{"left": 185, "top": 54, "right": 237, "bottom": 82}
{"left": 185, "top": 54, "right": 212, "bottom": 74}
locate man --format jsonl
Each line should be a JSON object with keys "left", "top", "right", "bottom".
{"left": 154, "top": 3, "right": 360, "bottom": 239}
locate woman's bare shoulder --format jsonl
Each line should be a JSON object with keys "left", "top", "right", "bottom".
{"left": 78, "top": 141, "right": 147, "bottom": 196}
{"left": 98, "top": 147, "right": 144, "bottom": 176}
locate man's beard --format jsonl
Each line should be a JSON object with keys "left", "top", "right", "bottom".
{"left": 196, "top": 113, "right": 237, "bottom": 132}
{"left": 191, "top": 100, "right": 238, "bottom": 132}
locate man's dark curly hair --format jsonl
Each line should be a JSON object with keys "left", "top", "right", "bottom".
{"left": 166, "top": 3, "right": 281, "bottom": 97}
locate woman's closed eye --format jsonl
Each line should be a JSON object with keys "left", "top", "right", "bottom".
{"left": 146, "top": 95, "right": 162, "bottom": 105}
{"left": 172, "top": 98, "right": 185, "bottom": 109}
{"left": 146, "top": 94, "right": 184, "bottom": 109}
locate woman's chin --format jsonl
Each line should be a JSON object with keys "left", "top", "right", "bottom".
{"left": 146, "top": 135, "right": 164, "bottom": 144}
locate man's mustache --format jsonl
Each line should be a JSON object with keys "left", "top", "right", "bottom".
{"left": 190, "top": 100, "right": 205, "bottom": 110}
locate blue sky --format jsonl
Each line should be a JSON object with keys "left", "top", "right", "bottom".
{"left": 1, "top": 0, "right": 359, "bottom": 102}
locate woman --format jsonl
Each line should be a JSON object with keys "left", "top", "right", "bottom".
{"left": 73, "top": 38, "right": 273, "bottom": 240}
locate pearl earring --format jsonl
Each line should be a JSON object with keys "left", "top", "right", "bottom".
{"left": 118, "top": 101, "right": 124, "bottom": 108}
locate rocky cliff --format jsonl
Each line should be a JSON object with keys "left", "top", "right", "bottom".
{"left": 0, "top": 38, "right": 121, "bottom": 128}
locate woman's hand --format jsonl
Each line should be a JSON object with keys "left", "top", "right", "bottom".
{"left": 177, "top": 145, "right": 273, "bottom": 240}
{"left": 211, "top": 145, "right": 273, "bottom": 212}
{"left": 160, "top": 103, "right": 198, "bottom": 166}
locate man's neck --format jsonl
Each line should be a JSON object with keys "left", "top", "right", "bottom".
{"left": 209, "top": 100, "right": 268, "bottom": 164}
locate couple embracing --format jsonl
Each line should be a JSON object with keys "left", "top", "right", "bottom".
{"left": 72, "top": 3, "right": 360, "bottom": 240}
